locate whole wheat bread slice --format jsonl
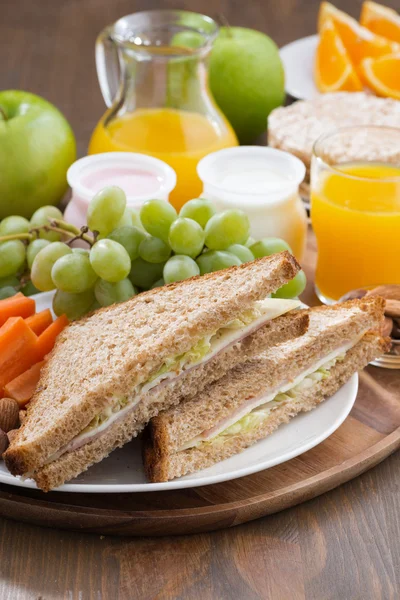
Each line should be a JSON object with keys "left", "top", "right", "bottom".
{"left": 5, "top": 252, "right": 300, "bottom": 477}
{"left": 144, "top": 332, "right": 388, "bottom": 482}
{"left": 30, "top": 310, "right": 308, "bottom": 492}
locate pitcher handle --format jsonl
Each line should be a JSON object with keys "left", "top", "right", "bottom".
{"left": 95, "top": 28, "right": 121, "bottom": 108}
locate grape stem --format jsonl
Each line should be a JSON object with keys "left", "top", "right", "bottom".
{"left": 0, "top": 233, "right": 32, "bottom": 242}
{"left": 49, "top": 219, "right": 95, "bottom": 246}
{"left": 0, "top": 220, "right": 96, "bottom": 246}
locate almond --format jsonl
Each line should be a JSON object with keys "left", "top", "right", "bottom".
{"left": 0, "top": 429, "right": 9, "bottom": 456}
{"left": 385, "top": 299, "right": 400, "bottom": 319}
{"left": 7, "top": 429, "right": 19, "bottom": 445}
{"left": 381, "top": 316, "right": 394, "bottom": 338}
{"left": 0, "top": 398, "right": 19, "bottom": 433}
{"left": 339, "top": 288, "right": 367, "bottom": 302}
{"left": 366, "top": 285, "right": 400, "bottom": 301}
{"left": 392, "top": 319, "right": 400, "bottom": 340}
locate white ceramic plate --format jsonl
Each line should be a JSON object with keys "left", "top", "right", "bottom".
{"left": 280, "top": 34, "right": 320, "bottom": 100}
{"left": 0, "top": 291, "right": 358, "bottom": 493}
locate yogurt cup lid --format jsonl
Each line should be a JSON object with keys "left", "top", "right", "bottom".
{"left": 67, "top": 152, "right": 177, "bottom": 205}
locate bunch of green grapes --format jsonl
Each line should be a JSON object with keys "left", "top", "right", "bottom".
{"left": 0, "top": 187, "right": 306, "bottom": 321}
{"left": 0, "top": 206, "right": 66, "bottom": 299}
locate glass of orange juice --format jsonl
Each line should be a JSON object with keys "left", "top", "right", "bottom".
{"left": 89, "top": 10, "right": 238, "bottom": 210}
{"left": 311, "top": 126, "right": 400, "bottom": 304}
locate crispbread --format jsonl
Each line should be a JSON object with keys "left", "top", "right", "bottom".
{"left": 144, "top": 332, "right": 388, "bottom": 483}
{"left": 5, "top": 252, "right": 300, "bottom": 477}
{"left": 268, "top": 92, "right": 400, "bottom": 185}
{"left": 31, "top": 310, "right": 308, "bottom": 492}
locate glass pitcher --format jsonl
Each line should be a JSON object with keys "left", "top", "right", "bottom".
{"left": 89, "top": 10, "right": 238, "bottom": 210}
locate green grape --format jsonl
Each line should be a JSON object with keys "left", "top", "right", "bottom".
{"left": 108, "top": 226, "right": 146, "bottom": 261}
{"left": 90, "top": 239, "right": 131, "bottom": 283}
{"left": 89, "top": 299, "right": 102, "bottom": 312}
{"left": 87, "top": 186, "right": 127, "bottom": 236}
{"left": 51, "top": 253, "right": 98, "bottom": 293}
{"left": 196, "top": 250, "right": 241, "bottom": 275}
{"left": 140, "top": 199, "right": 177, "bottom": 242}
{"left": 0, "top": 286, "right": 18, "bottom": 300}
{"left": 53, "top": 288, "right": 95, "bottom": 321}
{"left": 94, "top": 278, "right": 137, "bottom": 307}
{"left": 204, "top": 209, "right": 250, "bottom": 250}
{"left": 245, "top": 236, "right": 256, "bottom": 248}
{"left": 0, "top": 275, "right": 20, "bottom": 289}
{"left": 163, "top": 255, "right": 200, "bottom": 284}
{"left": 179, "top": 198, "right": 216, "bottom": 228}
{"left": 272, "top": 271, "right": 307, "bottom": 299}
{"left": 116, "top": 206, "right": 144, "bottom": 230}
{"left": 139, "top": 236, "right": 171, "bottom": 263}
{"left": 227, "top": 244, "right": 254, "bottom": 263}
{"left": 72, "top": 247, "right": 90, "bottom": 256}
{"left": 0, "top": 240, "right": 26, "bottom": 278}
{"left": 150, "top": 278, "right": 165, "bottom": 289}
{"left": 250, "top": 237, "right": 292, "bottom": 258}
{"left": 129, "top": 208, "right": 144, "bottom": 230}
{"left": 129, "top": 257, "right": 165, "bottom": 289}
{"left": 30, "top": 206, "right": 64, "bottom": 242}
{"left": 0, "top": 215, "right": 30, "bottom": 236}
{"left": 31, "top": 242, "right": 72, "bottom": 291}
{"left": 27, "top": 239, "right": 51, "bottom": 269}
{"left": 21, "top": 280, "right": 40, "bottom": 297}
{"left": 168, "top": 218, "right": 205, "bottom": 258}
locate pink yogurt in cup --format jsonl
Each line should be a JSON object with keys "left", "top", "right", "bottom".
{"left": 65, "top": 152, "right": 177, "bottom": 228}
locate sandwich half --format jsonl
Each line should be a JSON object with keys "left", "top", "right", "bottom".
{"left": 4, "top": 252, "right": 309, "bottom": 491}
{"left": 144, "top": 298, "right": 388, "bottom": 483}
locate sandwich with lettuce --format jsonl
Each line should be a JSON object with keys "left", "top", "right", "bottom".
{"left": 5, "top": 252, "right": 308, "bottom": 491}
{"left": 144, "top": 297, "right": 389, "bottom": 482}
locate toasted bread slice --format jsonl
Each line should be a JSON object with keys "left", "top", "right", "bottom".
{"left": 5, "top": 252, "right": 300, "bottom": 478}
{"left": 30, "top": 310, "right": 308, "bottom": 492}
{"left": 143, "top": 298, "right": 387, "bottom": 482}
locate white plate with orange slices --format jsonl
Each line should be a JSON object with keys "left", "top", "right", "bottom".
{"left": 280, "top": 1, "right": 400, "bottom": 101}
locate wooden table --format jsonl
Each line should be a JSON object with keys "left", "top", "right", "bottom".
{"left": 2, "top": 0, "right": 400, "bottom": 598}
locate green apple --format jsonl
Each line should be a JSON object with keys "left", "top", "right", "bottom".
{"left": 0, "top": 90, "right": 76, "bottom": 219}
{"left": 209, "top": 27, "right": 285, "bottom": 144}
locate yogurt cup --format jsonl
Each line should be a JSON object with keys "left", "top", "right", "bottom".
{"left": 197, "top": 146, "right": 307, "bottom": 260}
{"left": 65, "top": 152, "right": 177, "bottom": 228}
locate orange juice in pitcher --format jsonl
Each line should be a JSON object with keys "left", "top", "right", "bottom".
{"left": 89, "top": 11, "right": 238, "bottom": 210}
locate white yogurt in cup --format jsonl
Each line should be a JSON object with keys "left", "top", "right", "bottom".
{"left": 197, "top": 146, "right": 307, "bottom": 260}
{"left": 65, "top": 152, "right": 177, "bottom": 228}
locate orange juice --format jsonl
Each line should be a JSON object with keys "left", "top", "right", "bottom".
{"left": 311, "top": 162, "right": 400, "bottom": 301}
{"left": 89, "top": 108, "right": 238, "bottom": 210}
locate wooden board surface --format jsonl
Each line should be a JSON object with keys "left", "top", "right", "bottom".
{"left": 0, "top": 234, "right": 398, "bottom": 536}
{"left": 2, "top": 1, "right": 400, "bottom": 596}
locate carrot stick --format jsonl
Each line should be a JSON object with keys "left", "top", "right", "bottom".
{"left": 4, "top": 361, "right": 45, "bottom": 407}
{"left": 0, "top": 293, "right": 35, "bottom": 327}
{"left": 25, "top": 309, "right": 53, "bottom": 336}
{"left": 0, "top": 317, "right": 38, "bottom": 388}
{"left": 36, "top": 314, "right": 69, "bottom": 361}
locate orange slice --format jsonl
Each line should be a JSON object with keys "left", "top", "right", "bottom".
{"left": 360, "top": 1, "right": 400, "bottom": 43}
{"left": 360, "top": 53, "right": 400, "bottom": 99}
{"left": 315, "top": 19, "right": 363, "bottom": 92}
{"left": 318, "top": 2, "right": 400, "bottom": 69}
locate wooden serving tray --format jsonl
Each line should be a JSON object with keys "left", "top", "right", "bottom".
{"left": 0, "top": 365, "right": 398, "bottom": 536}
{"left": 0, "top": 232, "right": 398, "bottom": 536}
